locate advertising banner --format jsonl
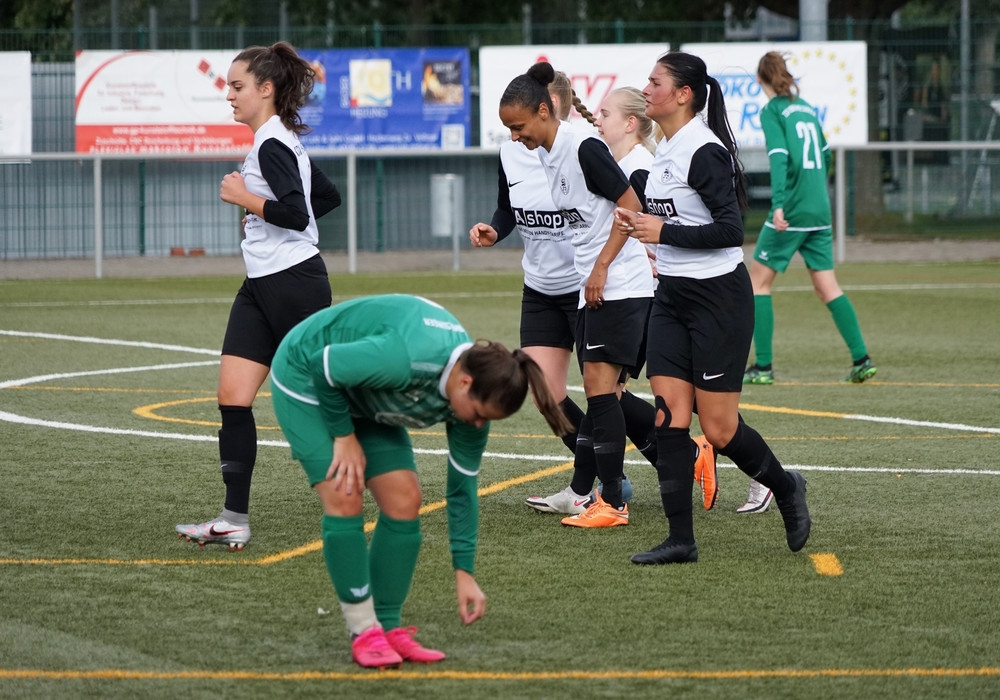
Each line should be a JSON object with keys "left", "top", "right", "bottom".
{"left": 75, "top": 50, "right": 244, "bottom": 153}
{"left": 297, "top": 47, "right": 470, "bottom": 150}
{"left": 75, "top": 48, "right": 470, "bottom": 154}
{"left": 0, "top": 52, "right": 33, "bottom": 155}
{"left": 478, "top": 44, "right": 669, "bottom": 149}
{"left": 681, "top": 41, "right": 869, "bottom": 147}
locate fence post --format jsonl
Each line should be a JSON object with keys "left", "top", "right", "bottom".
{"left": 835, "top": 147, "right": 845, "bottom": 264}
{"left": 93, "top": 157, "right": 103, "bottom": 279}
{"left": 347, "top": 152, "right": 357, "bottom": 274}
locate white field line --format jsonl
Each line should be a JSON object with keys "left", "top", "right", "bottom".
{"left": 2, "top": 283, "right": 998, "bottom": 309}
{"left": 1, "top": 331, "right": 998, "bottom": 475}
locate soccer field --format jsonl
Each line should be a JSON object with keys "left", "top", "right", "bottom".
{"left": 1, "top": 261, "right": 998, "bottom": 699}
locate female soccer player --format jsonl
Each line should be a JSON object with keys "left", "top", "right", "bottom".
{"left": 176, "top": 42, "right": 341, "bottom": 551}
{"left": 616, "top": 50, "right": 811, "bottom": 564}
{"left": 739, "top": 51, "right": 877, "bottom": 514}
{"left": 269, "top": 294, "right": 571, "bottom": 668}
{"left": 494, "top": 61, "right": 655, "bottom": 528}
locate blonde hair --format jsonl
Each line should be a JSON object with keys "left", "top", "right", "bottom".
{"left": 606, "top": 86, "right": 659, "bottom": 152}
{"left": 757, "top": 51, "right": 799, "bottom": 100}
{"left": 548, "top": 68, "right": 596, "bottom": 125}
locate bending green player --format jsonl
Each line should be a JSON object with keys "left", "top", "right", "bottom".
{"left": 269, "top": 294, "right": 571, "bottom": 669}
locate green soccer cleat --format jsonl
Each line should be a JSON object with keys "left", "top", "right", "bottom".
{"left": 743, "top": 364, "right": 774, "bottom": 385}
{"left": 842, "top": 358, "right": 877, "bottom": 383}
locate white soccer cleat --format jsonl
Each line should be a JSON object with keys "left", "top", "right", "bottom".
{"left": 736, "top": 479, "right": 773, "bottom": 514}
{"left": 175, "top": 517, "right": 251, "bottom": 551}
{"left": 525, "top": 486, "right": 596, "bottom": 514}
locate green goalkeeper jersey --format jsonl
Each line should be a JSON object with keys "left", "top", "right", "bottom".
{"left": 760, "top": 94, "right": 833, "bottom": 230}
{"left": 270, "top": 294, "right": 489, "bottom": 572}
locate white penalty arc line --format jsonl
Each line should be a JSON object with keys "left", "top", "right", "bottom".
{"left": 0, "top": 411, "right": 997, "bottom": 477}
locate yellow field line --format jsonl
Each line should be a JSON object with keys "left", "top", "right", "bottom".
{"left": 810, "top": 553, "right": 844, "bottom": 576}
{"left": 1, "top": 666, "right": 997, "bottom": 681}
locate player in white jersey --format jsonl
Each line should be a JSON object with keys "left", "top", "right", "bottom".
{"left": 176, "top": 43, "right": 341, "bottom": 551}
{"left": 495, "top": 61, "right": 654, "bottom": 529}
{"left": 472, "top": 75, "right": 667, "bottom": 516}
{"left": 615, "top": 51, "right": 811, "bottom": 565}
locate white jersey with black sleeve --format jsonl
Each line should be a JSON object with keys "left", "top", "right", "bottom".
{"left": 494, "top": 140, "right": 579, "bottom": 296}
{"left": 239, "top": 114, "right": 322, "bottom": 278}
{"left": 643, "top": 117, "right": 745, "bottom": 280}
{"left": 617, "top": 143, "right": 654, "bottom": 179}
{"left": 538, "top": 122, "right": 653, "bottom": 306}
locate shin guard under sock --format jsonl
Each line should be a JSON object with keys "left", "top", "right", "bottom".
{"left": 588, "top": 392, "right": 626, "bottom": 508}
{"left": 569, "top": 414, "right": 598, "bottom": 497}
{"left": 558, "top": 396, "right": 585, "bottom": 454}
{"left": 369, "top": 513, "right": 422, "bottom": 630}
{"left": 219, "top": 405, "right": 256, "bottom": 515}
{"left": 322, "top": 514, "right": 371, "bottom": 604}
{"left": 717, "top": 420, "right": 794, "bottom": 498}
{"left": 620, "top": 390, "right": 658, "bottom": 465}
{"left": 654, "top": 425, "right": 695, "bottom": 543}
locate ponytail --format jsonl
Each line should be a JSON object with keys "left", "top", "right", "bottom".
{"left": 461, "top": 341, "right": 573, "bottom": 436}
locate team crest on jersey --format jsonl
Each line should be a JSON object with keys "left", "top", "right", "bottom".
{"left": 559, "top": 175, "right": 569, "bottom": 195}
{"left": 659, "top": 168, "right": 672, "bottom": 184}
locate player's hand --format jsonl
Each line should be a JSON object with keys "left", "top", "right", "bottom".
{"left": 328, "top": 433, "right": 366, "bottom": 496}
{"left": 615, "top": 207, "right": 659, "bottom": 244}
{"left": 773, "top": 207, "right": 789, "bottom": 232}
{"left": 584, "top": 267, "right": 607, "bottom": 308}
{"left": 219, "top": 171, "right": 247, "bottom": 205}
{"left": 455, "top": 569, "right": 486, "bottom": 625}
{"left": 468, "top": 223, "right": 498, "bottom": 248}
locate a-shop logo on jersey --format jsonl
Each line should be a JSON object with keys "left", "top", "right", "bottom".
{"left": 559, "top": 208, "right": 587, "bottom": 229}
{"left": 647, "top": 198, "right": 677, "bottom": 218}
{"left": 513, "top": 208, "right": 568, "bottom": 229}
{"left": 659, "top": 167, "right": 673, "bottom": 183}
{"left": 559, "top": 175, "right": 570, "bottom": 195}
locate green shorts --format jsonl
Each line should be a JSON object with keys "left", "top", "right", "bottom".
{"left": 753, "top": 223, "right": 834, "bottom": 273}
{"left": 271, "top": 385, "right": 416, "bottom": 486}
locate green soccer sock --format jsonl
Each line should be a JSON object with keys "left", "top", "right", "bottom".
{"left": 369, "top": 512, "right": 422, "bottom": 631}
{"left": 827, "top": 294, "right": 868, "bottom": 363}
{"left": 752, "top": 294, "right": 775, "bottom": 367}
{"left": 321, "top": 514, "right": 371, "bottom": 604}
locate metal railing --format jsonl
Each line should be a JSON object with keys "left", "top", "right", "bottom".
{"left": 3, "top": 142, "right": 999, "bottom": 277}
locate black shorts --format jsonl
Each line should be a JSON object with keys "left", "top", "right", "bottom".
{"left": 519, "top": 285, "right": 578, "bottom": 350}
{"left": 221, "top": 254, "right": 332, "bottom": 366}
{"left": 575, "top": 297, "right": 650, "bottom": 375}
{"left": 646, "top": 265, "right": 753, "bottom": 393}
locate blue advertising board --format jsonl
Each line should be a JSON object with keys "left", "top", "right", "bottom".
{"left": 296, "top": 47, "right": 470, "bottom": 150}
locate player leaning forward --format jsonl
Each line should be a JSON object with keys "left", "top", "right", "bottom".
{"left": 269, "top": 294, "right": 570, "bottom": 668}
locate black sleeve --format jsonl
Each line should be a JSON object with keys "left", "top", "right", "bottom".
{"left": 259, "top": 138, "right": 310, "bottom": 231}
{"left": 629, "top": 169, "right": 649, "bottom": 210}
{"left": 310, "top": 161, "right": 342, "bottom": 219}
{"left": 578, "top": 138, "right": 629, "bottom": 203}
{"left": 489, "top": 155, "right": 517, "bottom": 243}
{"left": 658, "top": 144, "right": 744, "bottom": 249}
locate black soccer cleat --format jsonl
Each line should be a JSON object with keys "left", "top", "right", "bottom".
{"left": 630, "top": 538, "right": 699, "bottom": 565}
{"left": 776, "top": 470, "right": 811, "bottom": 552}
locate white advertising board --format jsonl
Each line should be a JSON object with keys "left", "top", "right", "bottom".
{"left": 0, "top": 52, "right": 32, "bottom": 155}
{"left": 478, "top": 44, "right": 669, "bottom": 149}
{"left": 75, "top": 50, "right": 244, "bottom": 153}
{"left": 681, "top": 41, "right": 869, "bottom": 147}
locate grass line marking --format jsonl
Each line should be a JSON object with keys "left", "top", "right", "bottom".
{"left": 1, "top": 666, "right": 998, "bottom": 681}
{"left": 0, "top": 330, "right": 219, "bottom": 355}
{"left": 810, "top": 553, "right": 844, "bottom": 576}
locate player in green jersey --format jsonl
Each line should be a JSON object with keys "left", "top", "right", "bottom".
{"left": 269, "top": 294, "right": 570, "bottom": 669}
{"left": 740, "top": 51, "right": 877, "bottom": 512}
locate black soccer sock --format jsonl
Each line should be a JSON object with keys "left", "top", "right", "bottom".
{"left": 654, "top": 424, "right": 695, "bottom": 544}
{"left": 219, "top": 404, "right": 257, "bottom": 516}
{"left": 588, "top": 393, "right": 627, "bottom": 508}
{"left": 717, "top": 420, "right": 794, "bottom": 499}
{"left": 558, "top": 396, "right": 585, "bottom": 454}
{"left": 569, "top": 414, "right": 598, "bottom": 497}
{"left": 620, "top": 390, "right": 657, "bottom": 465}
